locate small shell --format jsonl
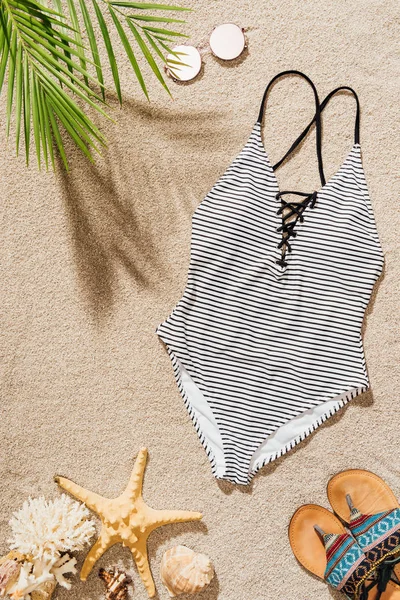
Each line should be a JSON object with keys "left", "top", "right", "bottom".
{"left": 99, "top": 567, "right": 132, "bottom": 600}
{"left": 0, "top": 552, "right": 26, "bottom": 566}
{"left": 0, "top": 559, "right": 21, "bottom": 597}
{"left": 31, "top": 580, "right": 57, "bottom": 600}
{"left": 160, "top": 546, "right": 214, "bottom": 597}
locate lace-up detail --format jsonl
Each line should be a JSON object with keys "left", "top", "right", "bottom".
{"left": 275, "top": 190, "right": 318, "bottom": 267}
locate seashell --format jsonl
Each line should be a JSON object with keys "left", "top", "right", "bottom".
{"left": 99, "top": 567, "right": 132, "bottom": 600}
{"left": 0, "top": 558, "right": 21, "bottom": 597}
{"left": 160, "top": 546, "right": 214, "bottom": 597}
{"left": 0, "top": 551, "right": 26, "bottom": 566}
{"left": 31, "top": 580, "right": 57, "bottom": 600}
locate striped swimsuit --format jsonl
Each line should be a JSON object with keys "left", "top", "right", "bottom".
{"left": 157, "top": 71, "right": 384, "bottom": 485}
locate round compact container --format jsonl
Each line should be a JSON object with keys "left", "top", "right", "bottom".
{"left": 165, "top": 24, "right": 247, "bottom": 83}
{"left": 166, "top": 45, "right": 202, "bottom": 82}
{"left": 209, "top": 23, "right": 246, "bottom": 60}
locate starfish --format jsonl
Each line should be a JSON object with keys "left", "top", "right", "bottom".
{"left": 54, "top": 448, "right": 202, "bottom": 597}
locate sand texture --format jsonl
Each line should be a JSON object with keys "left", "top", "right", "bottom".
{"left": 1, "top": 0, "right": 399, "bottom": 598}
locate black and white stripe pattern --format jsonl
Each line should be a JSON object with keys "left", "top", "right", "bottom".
{"left": 157, "top": 121, "right": 384, "bottom": 485}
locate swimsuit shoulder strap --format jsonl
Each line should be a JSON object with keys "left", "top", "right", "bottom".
{"left": 257, "top": 70, "right": 326, "bottom": 186}
{"left": 273, "top": 86, "right": 361, "bottom": 172}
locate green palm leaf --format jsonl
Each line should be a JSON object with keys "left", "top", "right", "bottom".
{"left": 127, "top": 21, "right": 169, "bottom": 94}
{"left": 65, "top": 0, "right": 87, "bottom": 83}
{"left": 14, "top": 40, "right": 22, "bottom": 151}
{"left": 77, "top": 0, "right": 104, "bottom": 97}
{"left": 128, "top": 15, "right": 185, "bottom": 22}
{"left": 22, "top": 52, "right": 30, "bottom": 163}
{"left": 0, "top": 0, "right": 190, "bottom": 170}
{"left": 91, "top": 0, "right": 121, "bottom": 102}
{"left": 110, "top": 2, "right": 190, "bottom": 9}
{"left": 0, "top": 0, "right": 108, "bottom": 169}
{"left": 140, "top": 25, "right": 187, "bottom": 36}
{"left": 109, "top": 5, "right": 148, "bottom": 99}
{"left": 5, "top": 28, "right": 16, "bottom": 136}
{"left": 52, "top": 0, "right": 75, "bottom": 77}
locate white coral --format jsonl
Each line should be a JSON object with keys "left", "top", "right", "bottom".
{"left": 8, "top": 495, "right": 95, "bottom": 560}
{"left": 50, "top": 555, "right": 77, "bottom": 589}
{"left": 7, "top": 554, "right": 77, "bottom": 600}
{"left": 7, "top": 560, "right": 53, "bottom": 599}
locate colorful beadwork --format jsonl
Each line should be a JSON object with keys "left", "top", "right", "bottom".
{"left": 348, "top": 506, "right": 400, "bottom": 557}
{"left": 318, "top": 502, "right": 400, "bottom": 599}
{"left": 321, "top": 531, "right": 371, "bottom": 598}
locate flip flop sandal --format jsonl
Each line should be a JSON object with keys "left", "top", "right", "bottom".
{"left": 327, "top": 470, "right": 400, "bottom": 583}
{"left": 289, "top": 504, "right": 400, "bottom": 599}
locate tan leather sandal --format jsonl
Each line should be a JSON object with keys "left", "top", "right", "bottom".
{"left": 289, "top": 504, "right": 400, "bottom": 599}
{"left": 328, "top": 470, "right": 400, "bottom": 584}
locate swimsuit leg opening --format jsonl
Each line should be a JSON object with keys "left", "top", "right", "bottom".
{"left": 165, "top": 348, "right": 227, "bottom": 479}
{"left": 249, "top": 385, "right": 368, "bottom": 476}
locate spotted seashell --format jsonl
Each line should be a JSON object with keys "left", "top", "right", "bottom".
{"left": 0, "top": 558, "right": 21, "bottom": 597}
{"left": 160, "top": 545, "right": 214, "bottom": 597}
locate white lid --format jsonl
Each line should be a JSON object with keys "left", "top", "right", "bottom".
{"left": 166, "top": 45, "right": 202, "bottom": 81}
{"left": 209, "top": 23, "right": 245, "bottom": 61}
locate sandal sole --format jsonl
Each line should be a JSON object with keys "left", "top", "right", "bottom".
{"left": 289, "top": 504, "right": 348, "bottom": 579}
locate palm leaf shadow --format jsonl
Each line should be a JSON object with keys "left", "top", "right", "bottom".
{"left": 56, "top": 101, "right": 231, "bottom": 323}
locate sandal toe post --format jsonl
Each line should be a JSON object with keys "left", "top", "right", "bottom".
{"left": 289, "top": 504, "right": 344, "bottom": 579}
{"left": 289, "top": 505, "right": 376, "bottom": 599}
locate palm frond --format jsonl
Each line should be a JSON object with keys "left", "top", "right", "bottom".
{"left": 0, "top": 0, "right": 191, "bottom": 170}
{"left": 127, "top": 15, "right": 185, "bottom": 22}
{"left": 65, "top": 0, "right": 88, "bottom": 83}
{"left": 127, "top": 20, "right": 169, "bottom": 94}
{"left": 0, "top": 0, "right": 109, "bottom": 169}
{"left": 78, "top": 0, "right": 190, "bottom": 102}
{"left": 52, "top": 0, "right": 75, "bottom": 77}
{"left": 109, "top": 3, "right": 148, "bottom": 100}
{"left": 91, "top": 0, "right": 121, "bottom": 102}
{"left": 77, "top": 0, "right": 104, "bottom": 97}
{"left": 110, "top": 2, "right": 190, "bottom": 10}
